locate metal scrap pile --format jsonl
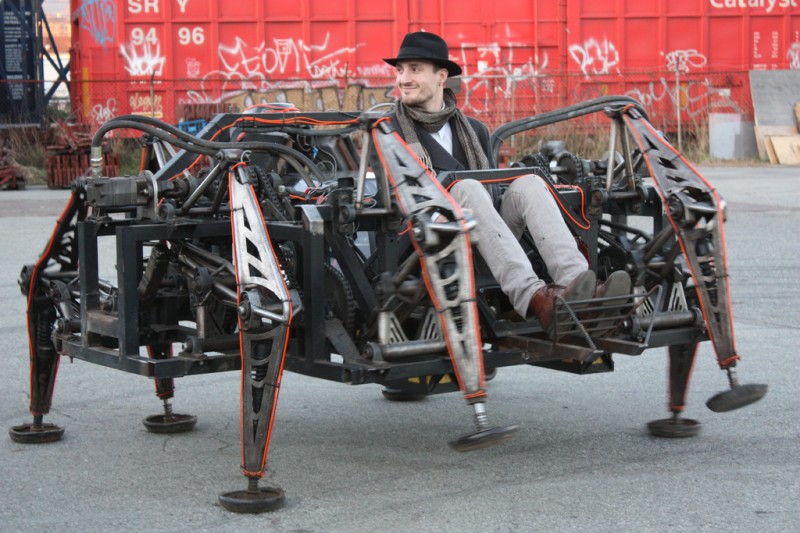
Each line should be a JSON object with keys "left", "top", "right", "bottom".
{"left": 46, "top": 122, "right": 120, "bottom": 188}
{"left": 0, "top": 139, "right": 23, "bottom": 190}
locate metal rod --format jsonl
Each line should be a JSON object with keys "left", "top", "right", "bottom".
{"left": 378, "top": 339, "right": 448, "bottom": 359}
{"left": 250, "top": 304, "right": 288, "bottom": 324}
{"left": 183, "top": 334, "right": 240, "bottom": 354}
{"left": 607, "top": 191, "right": 642, "bottom": 201}
{"left": 473, "top": 402, "right": 489, "bottom": 432}
{"left": 625, "top": 309, "right": 699, "bottom": 332}
{"left": 354, "top": 130, "right": 371, "bottom": 210}
{"left": 178, "top": 161, "right": 224, "bottom": 214}
{"left": 606, "top": 120, "right": 618, "bottom": 192}
{"left": 726, "top": 367, "right": 740, "bottom": 388}
{"left": 620, "top": 126, "right": 636, "bottom": 190}
{"left": 354, "top": 208, "right": 395, "bottom": 216}
{"left": 153, "top": 141, "right": 168, "bottom": 169}
{"left": 212, "top": 280, "right": 238, "bottom": 302}
{"left": 658, "top": 242, "right": 684, "bottom": 279}
{"left": 643, "top": 224, "right": 676, "bottom": 262}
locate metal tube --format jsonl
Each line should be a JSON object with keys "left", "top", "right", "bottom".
{"left": 182, "top": 241, "right": 236, "bottom": 273}
{"left": 607, "top": 191, "right": 642, "bottom": 201}
{"left": 351, "top": 208, "right": 394, "bottom": 216}
{"left": 473, "top": 401, "right": 488, "bottom": 431}
{"left": 619, "top": 126, "right": 636, "bottom": 190}
{"left": 178, "top": 161, "right": 224, "bottom": 214}
{"left": 183, "top": 334, "right": 240, "bottom": 355}
{"left": 606, "top": 120, "right": 617, "bottom": 192}
{"left": 355, "top": 130, "right": 370, "bottom": 210}
{"left": 378, "top": 339, "right": 448, "bottom": 359}
{"left": 643, "top": 224, "right": 676, "bottom": 263}
{"left": 212, "top": 280, "right": 238, "bottom": 302}
{"left": 658, "top": 244, "right": 683, "bottom": 279}
{"left": 90, "top": 146, "right": 104, "bottom": 178}
{"left": 153, "top": 141, "right": 168, "bottom": 168}
{"left": 250, "top": 305, "right": 283, "bottom": 323}
{"left": 625, "top": 309, "right": 699, "bottom": 332}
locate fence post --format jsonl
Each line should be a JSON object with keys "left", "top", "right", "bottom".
{"left": 150, "top": 72, "right": 156, "bottom": 118}
{"left": 675, "top": 66, "right": 682, "bottom": 153}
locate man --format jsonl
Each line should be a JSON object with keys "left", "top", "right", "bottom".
{"left": 383, "top": 31, "right": 630, "bottom": 338}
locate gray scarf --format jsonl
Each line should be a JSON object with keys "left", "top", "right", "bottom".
{"left": 395, "top": 88, "right": 490, "bottom": 173}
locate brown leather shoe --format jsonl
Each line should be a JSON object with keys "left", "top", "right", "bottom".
{"left": 528, "top": 284, "right": 563, "bottom": 334}
{"left": 528, "top": 270, "right": 596, "bottom": 338}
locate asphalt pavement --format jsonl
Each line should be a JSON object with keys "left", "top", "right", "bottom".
{"left": 0, "top": 165, "right": 798, "bottom": 532}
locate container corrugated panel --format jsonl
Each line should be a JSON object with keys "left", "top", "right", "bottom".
{"left": 561, "top": 0, "right": 800, "bottom": 122}
{"left": 70, "top": 0, "right": 800, "bottom": 129}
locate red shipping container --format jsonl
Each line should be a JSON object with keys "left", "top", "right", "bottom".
{"left": 70, "top": 0, "right": 800, "bottom": 129}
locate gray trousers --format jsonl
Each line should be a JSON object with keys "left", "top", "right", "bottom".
{"left": 448, "top": 176, "right": 588, "bottom": 317}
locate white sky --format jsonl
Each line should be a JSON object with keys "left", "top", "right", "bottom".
{"left": 43, "top": 0, "right": 70, "bottom": 18}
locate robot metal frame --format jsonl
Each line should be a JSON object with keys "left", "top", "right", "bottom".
{"left": 10, "top": 96, "right": 766, "bottom": 513}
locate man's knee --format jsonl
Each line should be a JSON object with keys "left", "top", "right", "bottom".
{"left": 450, "top": 179, "right": 493, "bottom": 206}
{"left": 507, "top": 174, "right": 549, "bottom": 197}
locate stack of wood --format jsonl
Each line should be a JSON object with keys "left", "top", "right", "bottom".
{"left": 750, "top": 70, "right": 800, "bottom": 165}
{"left": 754, "top": 104, "right": 800, "bottom": 165}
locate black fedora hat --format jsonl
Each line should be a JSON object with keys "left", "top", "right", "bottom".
{"left": 384, "top": 31, "right": 462, "bottom": 77}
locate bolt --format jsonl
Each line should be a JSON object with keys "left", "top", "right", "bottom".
{"left": 53, "top": 319, "right": 67, "bottom": 334}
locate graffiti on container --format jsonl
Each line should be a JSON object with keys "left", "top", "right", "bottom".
{"left": 787, "top": 43, "right": 800, "bottom": 69}
{"left": 121, "top": 41, "right": 166, "bottom": 76}
{"left": 180, "top": 79, "right": 393, "bottom": 116}
{"left": 624, "top": 78, "right": 743, "bottom": 119}
{"left": 176, "top": 31, "right": 397, "bottom": 112}
{"left": 91, "top": 98, "right": 118, "bottom": 124}
{"left": 217, "top": 33, "right": 363, "bottom": 80}
{"left": 176, "top": 39, "right": 557, "bottom": 121}
{"left": 460, "top": 64, "right": 553, "bottom": 115}
{"left": 129, "top": 92, "right": 164, "bottom": 118}
{"left": 79, "top": 0, "right": 117, "bottom": 46}
{"left": 357, "top": 64, "right": 396, "bottom": 77}
{"left": 218, "top": 85, "right": 394, "bottom": 115}
{"left": 183, "top": 70, "right": 285, "bottom": 106}
{"left": 665, "top": 49, "right": 707, "bottom": 73}
{"left": 458, "top": 43, "right": 550, "bottom": 78}
{"left": 185, "top": 58, "right": 202, "bottom": 79}
{"left": 624, "top": 80, "right": 677, "bottom": 113}
{"left": 569, "top": 37, "right": 620, "bottom": 77}
{"left": 455, "top": 42, "right": 554, "bottom": 116}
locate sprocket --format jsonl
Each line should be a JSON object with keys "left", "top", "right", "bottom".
{"left": 323, "top": 263, "right": 355, "bottom": 335}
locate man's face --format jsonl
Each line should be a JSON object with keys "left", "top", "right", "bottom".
{"left": 395, "top": 60, "right": 448, "bottom": 112}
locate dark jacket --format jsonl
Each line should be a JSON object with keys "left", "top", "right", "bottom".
{"left": 388, "top": 113, "right": 496, "bottom": 174}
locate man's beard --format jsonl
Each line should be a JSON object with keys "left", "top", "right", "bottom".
{"left": 400, "top": 90, "right": 430, "bottom": 109}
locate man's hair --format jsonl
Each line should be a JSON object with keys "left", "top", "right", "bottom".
{"left": 432, "top": 62, "right": 449, "bottom": 74}
{"left": 396, "top": 58, "right": 448, "bottom": 74}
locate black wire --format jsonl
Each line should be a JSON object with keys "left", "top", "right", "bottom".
{"left": 92, "top": 120, "right": 218, "bottom": 156}
{"left": 92, "top": 115, "right": 327, "bottom": 182}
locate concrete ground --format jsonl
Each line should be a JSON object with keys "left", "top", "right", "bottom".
{"left": 0, "top": 165, "right": 798, "bottom": 532}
